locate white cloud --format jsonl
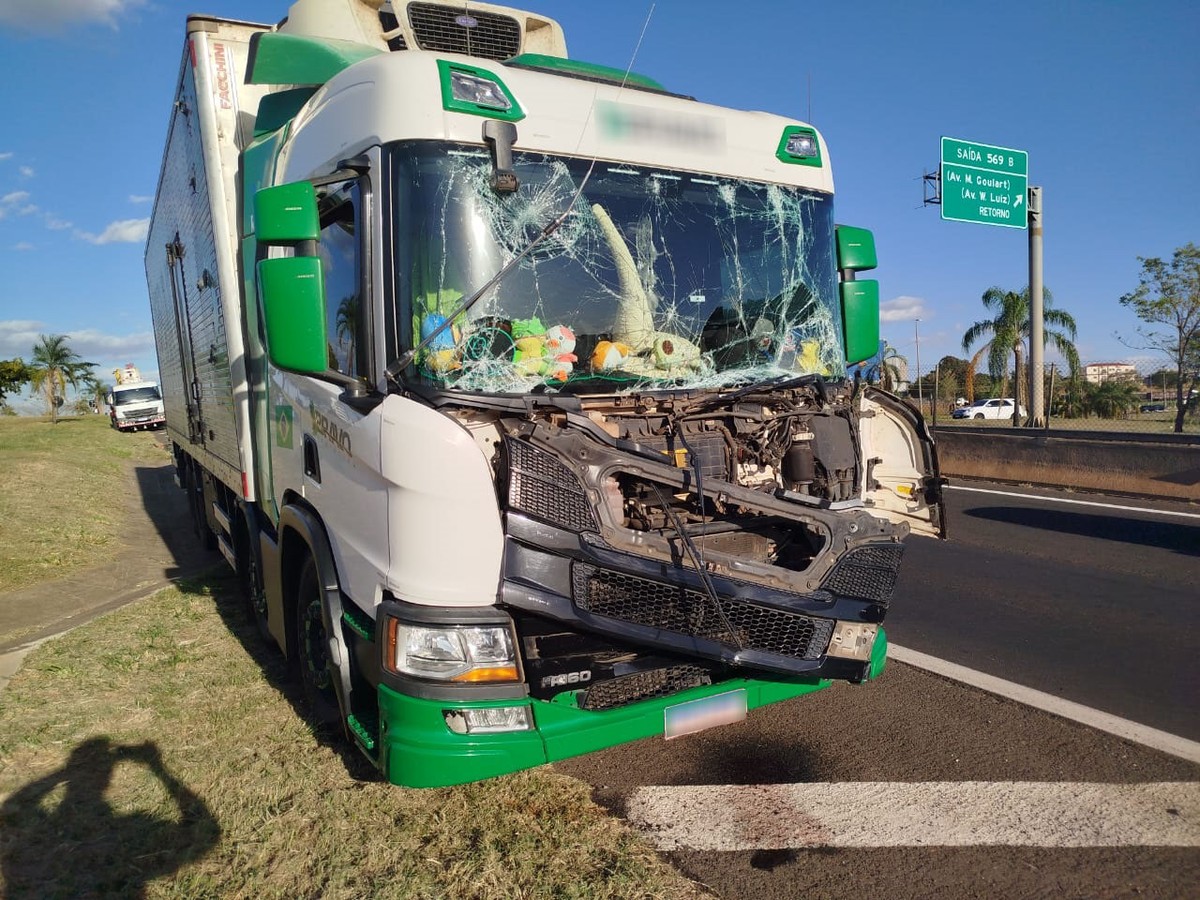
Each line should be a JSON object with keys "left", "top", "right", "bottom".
{"left": 0, "top": 320, "right": 45, "bottom": 358}
{"left": 75, "top": 217, "right": 149, "bottom": 245}
{"left": 44, "top": 215, "right": 72, "bottom": 230}
{"left": 128, "top": 194, "right": 152, "bottom": 204}
{"left": 0, "top": 321, "right": 156, "bottom": 375}
{"left": 19, "top": 166, "right": 34, "bottom": 178}
{"left": 64, "top": 328, "right": 156, "bottom": 361}
{"left": 880, "top": 295, "right": 928, "bottom": 323}
{"left": 0, "top": 0, "right": 147, "bottom": 34}
{"left": 0, "top": 152, "right": 13, "bottom": 162}
{"left": 1, "top": 191, "right": 31, "bottom": 206}
{"left": 12, "top": 242, "right": 35, "bottom": 251}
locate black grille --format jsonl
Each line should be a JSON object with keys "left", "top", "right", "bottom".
{"left": 580, "top": 665, "right": 713, "bottom": 711}
{"left": 573, "top": 564, "right": 833, "bottom": 661}
{"left": 408, "top": 3, "right": 521, "bottom": 60}
{"left": 506, "top": 439, "right": 598, "bottom": 533}
{"left": 821, "top": 544, "right": 903, "bottom": 603}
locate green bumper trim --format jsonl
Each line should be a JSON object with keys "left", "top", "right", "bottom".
{"left": 378, "top": 629, "right": 888, "bottom": 788}
{"left": 247, "top": 32, "right": 382, "bottom": 87}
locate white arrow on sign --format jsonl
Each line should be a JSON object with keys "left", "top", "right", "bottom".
{"left": 1013, "top": 193, "right": 1025, "bottom": 208}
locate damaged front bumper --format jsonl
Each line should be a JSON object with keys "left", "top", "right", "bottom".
{"left": 502, "top": 508, "right": 897, "bottom": 681}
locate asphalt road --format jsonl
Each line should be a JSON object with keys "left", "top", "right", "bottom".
{"left": 557, "top": 479, "right": 1200, "bottom": 899}
{"left": 890, "top": 480, "right": 1200, "bottom": 741}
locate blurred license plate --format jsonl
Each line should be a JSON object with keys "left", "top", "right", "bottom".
{"left": 664, "top": 689, "right": 747, "bottom": 740}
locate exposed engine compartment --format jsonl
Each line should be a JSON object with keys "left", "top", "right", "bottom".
{"left": 442, "top": 377, "right": 940, "bottom": 686}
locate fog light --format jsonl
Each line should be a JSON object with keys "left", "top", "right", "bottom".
{"left": 450, "top": 70, "right": 511, "bottom": 110}
{"left": 444, "top": 706, "right": 533, "bottom": 734}
{"left": 826, "top": 621, "right": 878, "bottom": 661}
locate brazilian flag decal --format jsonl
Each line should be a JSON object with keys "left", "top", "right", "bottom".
{"left": 275, "top": 404, "right": 294, "bottom": 449}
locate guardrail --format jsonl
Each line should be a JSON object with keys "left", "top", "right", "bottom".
{"left": 931, "top": 425, "right": 1200, "bottom": 502}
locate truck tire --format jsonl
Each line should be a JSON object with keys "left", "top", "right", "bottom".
{"left": 235, "top": 514, "right": 270, "bottom": 640}
{"left": 295, "top": 555, "right": 341, "bottom": 729}
{"left": 186, "top": 466, "right": 217, "bottom": 551}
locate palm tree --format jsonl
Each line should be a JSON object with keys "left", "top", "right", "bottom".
{"left": 864, "top": 343, "right": 906, "bottom": 392}
{"left": 963, "top": 345, "right": 989, "bottom": 402}
{"left": 961, "top": 285, "right": 1080, "bottom": 424}
{"left": 335, "top": 296, "right": 357, "bottom": 373}
{"left": 28, "top": 334, "right": 96, "bottom": 424}
{"left": 1086, "top": 378, "right": 1140, "bottom": 419}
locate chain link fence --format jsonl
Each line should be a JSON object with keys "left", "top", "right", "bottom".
{"left": 903, "top": 358, "right": 1199, "bottom": 435}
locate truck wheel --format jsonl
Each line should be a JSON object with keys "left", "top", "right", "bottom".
{"left": 235, "top": 516, "right": 270, "bottom": 640}
{"left": 295, "top": 555, "right": 341, "bottom": 729}
{"left": 186, "top": 467, "right": 217, "bottom": 550}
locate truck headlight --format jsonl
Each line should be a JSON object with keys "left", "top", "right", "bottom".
{"left": 449, "top": 70, "right": 511, "bottom": 111}
{"left": 384, "top": 620, "right": 519, "bottom": 683}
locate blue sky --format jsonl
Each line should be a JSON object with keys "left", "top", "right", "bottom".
{"left": 1, "top": 0, "right": 1196, "bottom": 408}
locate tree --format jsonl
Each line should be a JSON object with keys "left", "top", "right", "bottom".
{"left": 961, "top": 285, "right": 1080, "bottom": 425}
{"left": 0, "top": 358, "right": 31, "bottom": 403}
{"left": 1086, "top": 378, "right": 1140, "bottom": 419}
{"left": 1118, "top": 243, "right": 1200, "bottom": 433}
{"left": 27, "top": 335, "right": 96, "bottom": 424}
{"left": 863, "top": 343, "right": 906, "bottom": 392}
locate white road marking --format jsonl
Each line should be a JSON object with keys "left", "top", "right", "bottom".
{"left": 946, "top": 484, "right": 1200, "bottom": 520}
{"left": 625, "top": 781, "right": 1200, "bottom": 851}
{"left": 888, "top": 644, "right": 1200, "bottom": 765}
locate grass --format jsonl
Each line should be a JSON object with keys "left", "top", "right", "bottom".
{"left": 0, "top": 573, "right": 701, "bottom": 899}
{"left": 0, "top": 416, "right": 167, "bottom": 593}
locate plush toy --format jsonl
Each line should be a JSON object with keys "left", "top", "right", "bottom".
{"left": 591, "top": 340, "right": 633, "bottom": 371}
{"left": 510, "top": 317, "right": 546, "bottom": 341}
{"left": 591, "top": 203, "right": 703, "bottom": 374}
{"left": 652, "top": 335, "right": 701, "bottom": 371}
{"left": 544, "top": 325, "right": 575, "bottom": 356}
{"left": 540, "top": 325, "right": 578, "bottom": 381}
{"left": 420, "top": 313, "right": 461, "bottom": 374}
{"left": 513, "top": 335, "right": 548, "bottom": 376}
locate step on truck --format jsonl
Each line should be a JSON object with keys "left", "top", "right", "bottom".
{"left": 146, "top": 0, "right": 944, "bottom": 788}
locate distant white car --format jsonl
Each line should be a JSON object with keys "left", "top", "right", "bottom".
{"left": 951, "top": 397, "right": 1027, "bottom": 420}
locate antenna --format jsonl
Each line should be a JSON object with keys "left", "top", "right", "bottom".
{"left": 807, "top": 72, "right": 812, "bottom": 122}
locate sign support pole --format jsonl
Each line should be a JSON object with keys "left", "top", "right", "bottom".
{"left": 1028, "top": 186, "right": 1044, "bottom": 426}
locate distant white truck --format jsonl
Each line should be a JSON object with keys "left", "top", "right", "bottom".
{"left": 107, "top": 364, "right": 165, "bottom": 431}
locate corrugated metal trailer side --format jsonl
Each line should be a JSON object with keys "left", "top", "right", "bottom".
{"left": 145, "top": 18, "right": 270, "bottom": 498}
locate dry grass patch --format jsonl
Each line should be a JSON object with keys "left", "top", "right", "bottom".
{"left": 0, "top": 572, "right": 701, "bottom": 899}
{"left": 0, "top": 416, "right": 168, "bottom": 593}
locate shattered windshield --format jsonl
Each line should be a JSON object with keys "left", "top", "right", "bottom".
{"left": 390, "top": 142, "right": 843, "bottom": 393}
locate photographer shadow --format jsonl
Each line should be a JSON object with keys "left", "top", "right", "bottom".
{"left": 1, "top": 737, "right": 219, "bottom": 899}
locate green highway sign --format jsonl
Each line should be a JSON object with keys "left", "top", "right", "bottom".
{"left": 941, "top": 137, "right": 1028, "bottom": 229}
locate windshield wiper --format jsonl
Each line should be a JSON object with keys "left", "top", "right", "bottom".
{"left": 668, "top": 373, "right": 828, "bottom": 421}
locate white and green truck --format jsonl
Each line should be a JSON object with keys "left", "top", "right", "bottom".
{"left": 146, "top": 0, "right": 943, "bottom": 788}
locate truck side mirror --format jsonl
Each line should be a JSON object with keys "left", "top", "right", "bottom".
{"left": 840, "top": 280, "right": 880, "bottom": 365}
{"left": 835, "top": 225, "right": 880, "bottom": 365}
{"left": 257, "top": 256, "right": 329, "bottom": 374}
{"left": 835, "top": 225, "right": 877, "bottom": 273}
{"left": 255, "top": 182, "right": 319, "bottom": 244}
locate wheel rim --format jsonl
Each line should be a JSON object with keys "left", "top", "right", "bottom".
{"left": 300, "top": 592, "right": 332, "bottom": 693}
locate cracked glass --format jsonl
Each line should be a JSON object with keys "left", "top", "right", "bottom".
{"left": 390, "top": 142, "right": 843, "bottom": 393}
